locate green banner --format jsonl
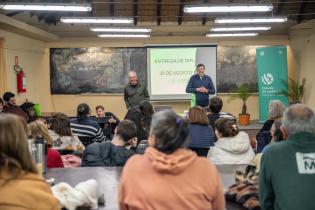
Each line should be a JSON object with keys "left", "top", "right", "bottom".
{"left": 256, "top": 46, "right": 288, "bottom": 122}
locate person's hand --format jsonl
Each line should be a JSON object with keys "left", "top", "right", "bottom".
{"left": 200, "top": 86, "right": 208, "bottom": 93}
{"left": 196, "top": 87, "right": 203, "bottom": 92}
{"left": 197, "top": 87, "right": 208, "bottom": 93}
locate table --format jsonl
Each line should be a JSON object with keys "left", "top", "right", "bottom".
{"left": 46, "top": 165, "right": 246, "bottom": 210}
{"left": 46, "top": 167, "right": 121, "bottom": 210}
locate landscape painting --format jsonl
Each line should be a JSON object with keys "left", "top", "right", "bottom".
{"left": 217, "top": 46, "right": 260, "bottom": 93}
{"left": 50, "top": 47, "right": 147, "bottom": 94}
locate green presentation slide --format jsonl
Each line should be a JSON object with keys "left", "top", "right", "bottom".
{"left": 150, "top": 48, "right": 197, "bottom": 95}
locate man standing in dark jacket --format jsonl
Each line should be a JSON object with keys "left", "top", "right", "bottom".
{"left": 124, "top": 71, "right": 149, "bottom": 109}
{"left": 259, "top": 104, "right": 315, "bottom": 210}
{"left": 186, "top": 64, "right": 215, "bottom": 107}
{"left": 81, "top": 120, "right": 138, "bottom": 167}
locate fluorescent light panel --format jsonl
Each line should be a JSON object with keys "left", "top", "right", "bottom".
{"left": 61, "top": 17, "right": 133, "bottom": 24}
{"left": 206, "top": 33, "right": 258, "bottom": 37}
{"left": 184, "top": 4, "right": 273, "bottom": 13}
{"left": 215, "top": 17, "right": 287, "bottom": 24}
{"left": 91, "top": 27, "right": 151, "bottom": 33}
{"left": 0, "top": 4, "right": 91, "bottom": 11}
{"left": 211, "top": 26, "right": 271, "bottom": 32}
{"left": 98, "top": 34, "right": 150, "bottom": 38}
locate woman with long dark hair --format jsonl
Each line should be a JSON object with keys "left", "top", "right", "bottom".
{"left": 139, "top": 100, "right": 154, "bottom": 140}
{"left": 49, "top": 112, "right": 84, "bottom": 153}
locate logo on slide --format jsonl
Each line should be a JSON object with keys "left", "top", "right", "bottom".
{"left": 262, "top": 73, "right": 273, "bottom": 85}
{"left": 296, "top": 152, "right": 315, "bottom": 174}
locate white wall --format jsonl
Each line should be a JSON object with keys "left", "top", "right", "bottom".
{"left": 289, "top": 23, "right": 315, "bottom": 110}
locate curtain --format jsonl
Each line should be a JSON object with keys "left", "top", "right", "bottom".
{"left": 0, "top": 39, "right": 8, "bottom": 95}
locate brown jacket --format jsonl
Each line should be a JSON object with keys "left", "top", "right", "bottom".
{"left": 119, "top": 147, "right": 225, "bottom": 210}
{"left": 3, "top": 105, "right": 29, "bottom": 122}
{"left": 0, "top": 171, "right": 60, "bottom": 210}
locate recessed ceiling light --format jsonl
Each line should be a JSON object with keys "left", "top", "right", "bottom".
{"left": 91, "top": 28, "right": 151, "bottom": 33}
{"left": 215, "top": 17, "right": 287, "bottom": 24}
{"left": 0, "top": 3, "right": 92, "bottom": 11}
{"left": 206, "top": 33, "right": 258, "bottom": 37}
{"left": 98, "top": 34, "right": 150, "bottom": 38}
{"left": 184, "top": 4, "right": 273, "bottom": 13}
{"left": 60, "top": 17, "right": 133, "bottom": 24}
{"left": 211, "top": 26, "right": 271, "bottom": 32}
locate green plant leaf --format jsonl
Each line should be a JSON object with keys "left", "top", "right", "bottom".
{"left": 228, "top": 84, "right": 252, "bottom": 114}
{"left": 281, "top": 77, "right": 306, "bottom": 103}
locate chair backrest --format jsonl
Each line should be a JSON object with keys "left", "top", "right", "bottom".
{"left": 136, "top": 140, "right": 149, "bottom": 154}
{"left": 256, "top": 131, "right": 272, "bottom": 153}
{"left": 154, "top": 105, "right": 172, "bottom": 112}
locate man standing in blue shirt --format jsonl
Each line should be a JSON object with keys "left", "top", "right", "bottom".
{"left": 186, "top": 64, "right": 215, "bottom": 107}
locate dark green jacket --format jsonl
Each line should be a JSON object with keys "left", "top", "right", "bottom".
{"left": 124, "top": 83, "right": 149, "bottom": 109}
{"left": 81, "top": 141, "right": 135, "bottom": 167}
{"left": 259, "top": 132, "right": 315, "bottom": 210}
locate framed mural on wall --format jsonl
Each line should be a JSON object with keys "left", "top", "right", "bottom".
{"left": 50, "top": 46, "right": 260, "bottom": 94}
{"left": 217, "top": 46, "right": 259, "bottom": 93}
{"left": 50, "top": 47, "right": 147, "bottom": 94}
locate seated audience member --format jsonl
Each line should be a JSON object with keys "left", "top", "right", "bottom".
{"left": 260, "top": 104, "right": 315, "bottom": 210}
{"left": 81, "top": 120, "right": 137, "bottom": 167}
{"left": 28, "top": 121, "right": 64, "bottom": 168}
{"left": 138, "top": 100, "right": 154, "bottom": 141}
{"left": 95, "top": 105, "right": 120, "bottom": 138}
{"left": 0, "top": 114, "right": 60, "bottom": 210}
{"left": 124, "top": 107, "right": 144, "bottom": 142}
{"left": 256, "top": 100, "right": 286, "bottom": 153}
{"left": 262, "top": 119, "right": 284, "bottom": 153}
{"left": 49, "top": 113, "right": 85, "bottom": 154}
{"left": 70, "top": 103, "right": 107, "bottom": 146}
{"left": 119, "top": 110, "right": 225, "bottom": 210}
{"left": 20, "top": 101, "right": 37, "bottom": 123}
{"left": 187, "top": 106, "right": 215, "bottom": 157}
{"left": 2, "top": 92, "right": 29, "bottom": 122}
{"left": 208, "top": 96, "right": 236, "bottom": 128}
{"left": 0, "top": 98, "right": 3, "bottom": 113}
{"left": 208, "top": 118, "right": 255, "bottom": 165}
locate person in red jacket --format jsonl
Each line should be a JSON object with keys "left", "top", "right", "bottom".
{"left": 28, "top": 120, "right": 64, "bottom": 168}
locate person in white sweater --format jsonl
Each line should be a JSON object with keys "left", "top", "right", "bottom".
{"left": 207, "top": 118, "right": 255, "bottom": 165}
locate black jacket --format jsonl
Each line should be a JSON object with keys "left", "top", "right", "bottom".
{"left": 81, "top": 141, "right": 135, "bottom": 167}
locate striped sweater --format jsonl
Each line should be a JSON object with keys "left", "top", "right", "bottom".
{"left": 70, "top": 118, "right": 106, "bottom": 145}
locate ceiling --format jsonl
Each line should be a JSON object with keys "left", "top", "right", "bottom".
{"left": 1, "top": 0, "right": 315, "bottom": 38}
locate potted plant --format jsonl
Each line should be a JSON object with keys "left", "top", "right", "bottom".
{"left": 228, "top": 84, "right": 252, "bottom": 126}
{"left": 282, "top": 77, "right": 306, "bottom": 104}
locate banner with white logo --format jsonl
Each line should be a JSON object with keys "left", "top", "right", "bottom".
{"left": 256, "top": 46, "right": 288, "bottom": 122}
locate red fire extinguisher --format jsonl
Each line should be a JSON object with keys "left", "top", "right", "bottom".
{"left": 14, "top": 56, "right": 27, "bottom": 93}
{"left": 17, "top": 70, "right": 27, "bottom": 93}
